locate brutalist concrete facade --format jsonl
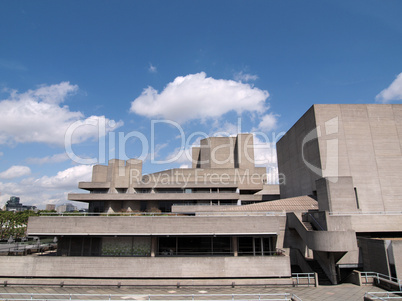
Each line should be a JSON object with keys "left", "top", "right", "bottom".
{"left": 69, "top": 133, "right": 274, "bottom": 213}
{"left": 278, "top": 104, "right": 402, "bottom": 284}
{"left": 278, "top": 104, "right": 402, "bottom": 212}
{"left": 11, "top": 133, "right": 292, "bottom": 283}
{"left": 4, "top": 105, "right": 401, "bottom": 284}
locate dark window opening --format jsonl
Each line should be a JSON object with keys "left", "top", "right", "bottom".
{"left": 158, "top": 236, "right": 232, "bottom": 256}
{"left": 238, "top": 236, "right": 276, "bottom": 256}
{"left": 89, "top": 201, "right": 105, "bottom": 213}
{"left": 239, "top": 190, "right": 259, "bottom": 195}
{"left": 158, "top": 201, "right": 174, "bottom": 212}
{"left": 57, "top": 236, "right": 101, "bottom": 256}
{"left": 140, "top": 201, "right": 147, "bottom": 212}
{"left": 354, "top": 187, "right": 360, "bottom": 209}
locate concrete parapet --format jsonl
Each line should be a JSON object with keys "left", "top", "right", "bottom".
{"left": 287, "top": 213, "right": 357, "bottom": 252}
{"left": 0, "top": 256, "right": 291, "bottom": 279}
{"left": 27, "top": 215, "right": 284, "bottom": 236}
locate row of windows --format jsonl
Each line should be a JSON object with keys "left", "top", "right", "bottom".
{"left": 88, "top": 200, "right": 239, "bottom": 213}
{"left": 90, "top": 188, "right": 238, "bottom": 194}
{"left": 57, "top": 236, "right": 277, "bottom": 257}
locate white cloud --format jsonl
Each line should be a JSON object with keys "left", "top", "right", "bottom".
{"left": 0, "top": 165, "right": 92, "bottom": 208}
{"left": 166, "top": 145, "right": 193, "bottom": 164}
{"left": 253, "top": 135, "right": 279, "bottom": 184}
{"left": 26, "top": 153, "right": 69, "bottom": 165}
{"left": 130, "top": 72, "right": 269, "bottom": 123}
{"left": 0, "top": 82, "right": 123, "bottom": 146}
{"left": 148, "top": 64, "right": 157, "bottom": 73}
{"left": 0, "top": 165, "right": 31, "bottom": 179}
{"left": 257, "top": 114, "right": 278, "bottom": 132}
{"left": 234, "top": 71, "right": 258, "bottom": 82}
{"left": 34, "top": 165, "right": 92, "bottom": 189}
{"left": 376, "top": 73, "right": 402, "bottom": 103}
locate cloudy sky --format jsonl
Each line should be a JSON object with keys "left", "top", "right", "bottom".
{"left": 1, "top": 1, "right": 402, "bottom": 209}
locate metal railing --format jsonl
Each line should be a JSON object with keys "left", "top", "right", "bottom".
{"left": 304, "top": 213, "right": 324, "bottom": 231}
{"left": 361, "top": 272, "right": 402, "bottom": 291}
{"left": 172, "top": 203, "right": 237, "bottom": 206}
{"left": 0, "top": 292, "right": 302, "bottom": 300}
{"left": 329, "top": 211, "right": 402, "bottom": 216}
{"left": 38, "top": 212, "right": 286, "bottom": 217}
{"left": 0, "top": 243, "right": 56, "bottom": 254}
{"left": 292, "top": 273, "right": 315, "bottom": 286}
{"left": 364, "top": 292, "right": 402, "bottom": 300}
{"left": 156, "top": 249, "right": 285, "bottom": 257}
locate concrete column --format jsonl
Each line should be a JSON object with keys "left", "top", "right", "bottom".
{"left": 151, "top": 237, "right": 157, "bottom": 257}
{"left": 105, "top": 201, "right": 114, "bottom": 213}
{"left": 123, "top": 200, "right": 140, "bottom": 212}
{"left": 232, "top": 237, "right": 238, "bottom": 257}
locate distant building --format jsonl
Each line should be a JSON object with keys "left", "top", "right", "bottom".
{"left": 45, "top": 204, "right": 56, "bottom": 211}
{"left": 5, "top": 196, "right": 36, "bottom": 212}
{"left": 56, "top": 203, "right": 77, "bottom": 213}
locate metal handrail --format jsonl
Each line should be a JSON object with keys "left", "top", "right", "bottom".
{"left": 292, "top": 273, "right": 315, "bottom": 286}
{"left": 364, "top": 291, "right": 402, "bottom": 300}
{"left": 306, "top": 213, "right": 324, "bottom": 231}
{"left": 38, "top": 212, "right": 286, "bottom": 217}
{"left": 0, "top": 242, "right": 56, "bottom": 254}
{"left": 172, "top": 203, "right": 237, "bottom": 206}
{"left": 361, "top": 272, "right": 402, "bottom": 291}
{"left": 157, "top": 249, "right": 285, "bottom": 256}
{"left": 0, "top": 292, "right": 302, "bottom": 301}
{"left": 329, "top": 211, "right": 402, "bottom": 216}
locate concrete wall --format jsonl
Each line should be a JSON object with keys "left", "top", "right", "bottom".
{"left": 316, "top": 177, "right": 357, "bottom": 212}
{"left": 358, "top": 238, "right": 390, "bottom": 275}
{"left": 278, "top": 104, "right": 402, "bottom": 213}
{"left": 391, "top": 240, "right": 402, "bottom": 279}
{"left": 277, "top": 106, "right": 321, "bottom": 199}
{"left": 235, "top": 133, "right": 255, "bottom": 170}
{"left": 348, "top": 214, "right": 402, "bottom": 232}
{"left": 197, "top": 134, "right": 255, "bottom": 169}
{"left": 27, "top": 215, "right": 284, "bottom": 237}
{"left": 0, "top": 256, "right": 291, "bottom": 279}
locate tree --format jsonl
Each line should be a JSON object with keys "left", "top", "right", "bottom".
{"left": 0, "top": 210, "right": 39, "bottom": 240}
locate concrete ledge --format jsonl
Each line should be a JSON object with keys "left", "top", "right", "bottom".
{"left": 0, "top": 277, "right": 293, "bottom": 287}
{"left": 0, "top": 256, "right": 291, "bottom": 279}
{"left": 27, "top": 215, "right": 283, "bottom": 236}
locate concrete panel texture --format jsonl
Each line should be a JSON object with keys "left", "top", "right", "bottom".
{"left": 278, "top": 104, "right": 402, "bottom": 214}
{"left": 358, "top": 238, "right": 390, "bottom": 275}
{"left": 0, "top": 256, "right": 291, "bottom": 279}
{"left": 391, "top": 240, "right": 402, "bottom": 279}
{"left": 27, "top": 215, "right": 283, "bottom": 236}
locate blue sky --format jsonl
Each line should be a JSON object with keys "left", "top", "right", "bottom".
{"left": 1, "top": 0, "right": 402, "bottom": 209}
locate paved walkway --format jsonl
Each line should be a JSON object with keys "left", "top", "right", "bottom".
{"left": 0, "top": 283, "right": 391, "bottom": 300}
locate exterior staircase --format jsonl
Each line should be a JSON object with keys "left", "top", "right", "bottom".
{"left": 303, "top": 221, "right": 314, "bottom": 231}
{"left": 306, "top": 259, "right": 332, "bottom": 285}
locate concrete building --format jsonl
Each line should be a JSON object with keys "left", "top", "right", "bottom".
{"left": 278, "top": 104, "right": 402, "bottom": 283}
{"left": 4, "top": 196, "right": 36, "bottom": 212}
{"left": 68, "top": 134, "right": 278, "bottom": 213}
{"left": 2, "top": 134, "right": 294, "bottom": 284}
{"left": 45, "top": 204, "right": 56, "bottom": 211}
{"left": 1, "top": 105, "right": 401, "bottom": 285}
{"left": 56, "top": 203, "right": 77, "bottom": 213}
